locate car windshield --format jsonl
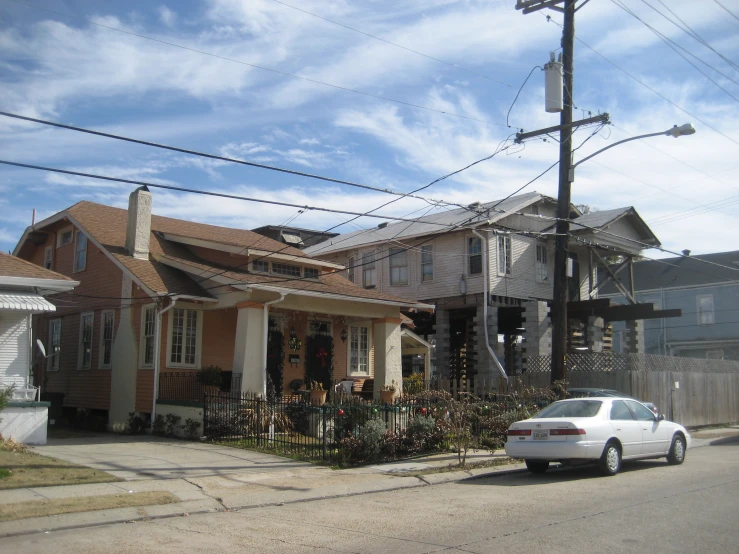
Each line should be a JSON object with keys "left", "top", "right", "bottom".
{"left": 532, "top": 400, "right": 602, "bottom": 419}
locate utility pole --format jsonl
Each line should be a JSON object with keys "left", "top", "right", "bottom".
{"left": 515, "top": 0, "right": 584, "bottom": 385}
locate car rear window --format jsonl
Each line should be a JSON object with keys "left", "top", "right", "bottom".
{"left": 532, "top": 400, "right": 602, "bottom": 419}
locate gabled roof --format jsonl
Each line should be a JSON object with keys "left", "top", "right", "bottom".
{"left": 600, "top": 250, "right": 739, "bottom": 294}
{"left": 16, "top": 200, "right": 425, "bottom": 307}
{"left": 566, "top": 206, "right": 660, "bottom": 246}
{"left": 0, "top": 251, "right": 73, "bottom": 282}
{"left": 304, "top": 191, "right": 548, "bottom": 256}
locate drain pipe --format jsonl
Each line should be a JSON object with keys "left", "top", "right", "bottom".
{"left": 151, "top": 295, "right": 180, "bottom": 429}
{"left": 262, "top": 293, "right": 286, "bottom": 397}
{"left": 471, "top": 229, "right": 507, "bottom": 380}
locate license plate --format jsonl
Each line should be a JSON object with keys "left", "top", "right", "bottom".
{"left": 533, "top": 430, "right": 548, "bottom": 440}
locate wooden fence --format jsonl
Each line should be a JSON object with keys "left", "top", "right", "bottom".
{"left": 434, "top": 353, "right": 739, "bottom": 428}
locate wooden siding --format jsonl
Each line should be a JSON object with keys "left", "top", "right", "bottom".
{"left": 0, "top": 312, "right": 30, "bottom": 388}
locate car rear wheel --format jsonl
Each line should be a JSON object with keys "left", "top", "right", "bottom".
{"left": 525, "top": 460, "right": 549, "bottom": 474}
{"left": 667, "top": 435, "right": 686, "bottom": 465}
{"left": 599, "top": 442, "right": 621, "bottom": 476}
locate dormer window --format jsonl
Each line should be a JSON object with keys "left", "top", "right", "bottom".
{"left": 304, "top": 267, "right": 319, "bottom": 279}
{"left": 253, "top": 260, "right": 269, "bottom": 273}
{"left": 272, "top": 262, "right": 301, "bottom": 277}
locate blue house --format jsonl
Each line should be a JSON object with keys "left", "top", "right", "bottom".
{"left": 600, "top": 251, "right": 739, "bottom": 361}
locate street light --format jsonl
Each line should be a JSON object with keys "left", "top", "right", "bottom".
{"left": 550, "top": 122, "right": 696, "bottom": 385}
{"left": 568, "top": 123, "right": 696, "bottom": 182}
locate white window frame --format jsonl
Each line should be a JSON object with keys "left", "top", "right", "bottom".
{"left": 497, "top": 235, "right": 512, "bottom": 276}
{"left": 304, "top": 267, "right": 320, "bottom": 280}
{"left": 421, "top": 244, "right": 434, "bottom": 283}
{"left": 140, "top": 305, "right": 157, "bottom": 369}
{"left": 252, "top": 259, "right": 269, "bottom": 273}
{"left": 697, "top": 294, "right": 714, "bottom": 326}
{"left": 166, "top": 305, "right": 203, "bottom": 369}
{"left": 389, "top": 248, "right": 409, "bottom": 286}
{"left": 44, "top": 246, "right": 53, "bottom": 270}
{"left": 78, "top": 312, "right": 94, "bottom": 370}
{"left": 362, "top": 252, "right": 377, "bottom": 288}
{"left": 271, "top": 262, "right": 301, "bottom": 277}
{"left": 535, "top": 243, "right": 548, "bottom": 283}
{"left": 347, "top": 323, "right": 371, "bottom": 376}
{"left": 468, "top": 236, "right": 482, "bottom": 276}
{"left": 99, "top": 310, "right": 115, "bottom": 369}
{"left": 347, "top": 256, "right": 355, "bottom": 283}
{"left": 73, "top": 230, "right": 88, "bottom": 272}
{"left": 47, "top": 318, "right": 61, "bottom": 371}
{"left": 57, "top": 226, "right": 73, "bottom": 248}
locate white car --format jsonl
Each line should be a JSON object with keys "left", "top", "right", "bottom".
{"left": 505, "top": 397, "right": 691, "bottom": 476}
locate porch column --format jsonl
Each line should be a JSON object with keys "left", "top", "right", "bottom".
{"left": 373, "top": 317, "right": 403, "bottom": 400}
{"left": 521, "top": 300, "right": 551, "bottom": 373}
{"left": 586, "top": 316, "right": 605, "bottom": 353}
{"left": 474, "top": 304, "right": 498, "bottom": 389}
{"left": 435, "top": 309, "right": 450, "bottom": 381}
{"left": 622, "top": 319, "right": 644, "bottom": 354}
{"left": 109, "top": 275, "right": 138, "bottom": 428}
{"left": 232, "top": 302, "right": 266, "bottom": 395}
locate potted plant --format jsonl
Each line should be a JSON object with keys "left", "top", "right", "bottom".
{"left": 379, "top": 380, "right": 397, "bottom": 404}
{"left": 198, "top": 365, "right": 223, "bottom": 396}
{"left": 308, "top": 380, "right": 327, "bottom": 406}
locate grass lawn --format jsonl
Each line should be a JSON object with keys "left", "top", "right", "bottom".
{"left": 0, "top": 447, "right": 120, "bottom": 490}
{"left": 0, "top": 491, "right": 179, "bottom": 522}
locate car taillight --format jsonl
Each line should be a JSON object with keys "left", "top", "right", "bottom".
{"left": 507, "top": 429, "right": 531, "bottom": 436}
{"left": 550, "top": 429, "right": 586, "bottom": 436}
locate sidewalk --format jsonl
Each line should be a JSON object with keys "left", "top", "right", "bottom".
{"left": 2, "top": 429, "right": 736, "bottom": 539}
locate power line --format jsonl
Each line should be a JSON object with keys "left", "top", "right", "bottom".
{"left": 710, "top": 0, "right": 739, "bottom": 24}
{"left": 609, "top": 0, "right": 739, "bottom": 103}
{"left": 0, "top": 111, "right": 457, "bottom": 210}
{"left": 0, "top": 158, "right": 463, "bottom": 227}
{"left": 5, "top": 0, "right": 510, "bottom": 129}
{"left": 542, "top": 13, "right": 739, "bottom": 147}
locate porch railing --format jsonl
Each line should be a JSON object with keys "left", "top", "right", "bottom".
{"left": 158, "top": 371, "right": 241, "bottom": 403}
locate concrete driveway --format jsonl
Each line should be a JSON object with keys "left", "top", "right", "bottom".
{"left": 32, "top": 434, "right": 312, "bottom": 480}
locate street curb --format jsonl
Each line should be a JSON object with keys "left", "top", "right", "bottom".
{"left": 0, "top": 463, "right": 528, "bottom": 539}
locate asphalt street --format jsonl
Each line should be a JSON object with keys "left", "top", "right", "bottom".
{"left": 3, "top": 437, "right": 738, "bottom": 554}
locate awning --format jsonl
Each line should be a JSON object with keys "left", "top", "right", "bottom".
{"left": 0, "top": 292, "right": 57, "bottom": 312}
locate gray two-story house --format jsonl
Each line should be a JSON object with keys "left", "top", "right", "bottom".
{"left": 305, "top": 191, "right": 660, "bottom": 389}
{"left": 600, "top": 251, "right": 739, "bottom": 361}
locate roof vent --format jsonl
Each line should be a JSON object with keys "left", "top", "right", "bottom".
{"left": 378, "top": 222, "right": 388, "bottom": 229}
{"left": 467, "top": 201, "right": 481, "bottom": 210}
{"left": 682, "top": 249, "right": 691, "bottom": 256}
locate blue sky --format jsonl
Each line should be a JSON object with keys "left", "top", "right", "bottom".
{"left": 1, "top": 0, "right": 738, "bottom": 258}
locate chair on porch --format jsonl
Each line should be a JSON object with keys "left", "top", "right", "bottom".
{"left": 334, "top": 380, "right": 354, "bottom": 397}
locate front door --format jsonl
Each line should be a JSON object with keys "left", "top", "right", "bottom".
{"left": 306, "top": 333, "right": 333, "bottom": 392}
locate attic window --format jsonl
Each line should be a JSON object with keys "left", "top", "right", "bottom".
{"left": 57, "top": 227, "right": 73, "bottom": 247}
{"left": 253, "top": 260, "right": 269, "bottom": 273}
{"left": 272, "top": 262, "right": 301, "bottom": 277}
{"left": 304, "top": 267, "right": 319, "bottom": 279}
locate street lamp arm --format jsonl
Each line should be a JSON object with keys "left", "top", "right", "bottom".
{"left": 571, "top": 131, "right": 667, "bottom": 169}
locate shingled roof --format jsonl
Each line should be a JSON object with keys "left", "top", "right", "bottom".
{"left": 19, "top": 200, "right": 424, "bottom": 307}
{"left": 0, "top": 251, "right": 73, "bottom": 281}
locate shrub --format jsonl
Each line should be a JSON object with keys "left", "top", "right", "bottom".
{"left": 359, "top": 418, "right": 387, "bottom": 461}
{"left": 0, "top": 386, "right": 14, "bottom": 424}
{"left": 165, "top": 414, "right": 182, "bottom": 437}
{"left": 184, "top": 418, "right": 201, "bottom": 440}
{"left": 152, "top": 414, "right": 166, "bottom": 435}
{"left": 405, "top": 415, "right": 438, "bottom": 452}
{"left": 126, "top": 412, "right": 146, "bottom": 435}
{"left": 198, "top": 365, "right": 223, "bottom": 387}
{"left": 403, "top": 373, "right": 425, "bottom": 396}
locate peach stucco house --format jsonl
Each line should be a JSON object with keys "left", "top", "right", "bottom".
{"left": 14, "top": 187, "right": 431, "bottom": 429}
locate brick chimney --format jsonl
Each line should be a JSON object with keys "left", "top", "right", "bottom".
{"left": 125, "top": 186, "right": 152, "bottom": 260}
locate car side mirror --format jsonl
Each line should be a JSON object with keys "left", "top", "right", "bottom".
{"left": 657, "top": 414, "right": 665, "bottom": 422}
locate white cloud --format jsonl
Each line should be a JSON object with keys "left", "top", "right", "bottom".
{"left": 158, "top": 6, "right": 177, "bottom": 28}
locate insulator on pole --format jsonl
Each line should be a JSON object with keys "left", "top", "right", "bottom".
{"left": 544, "top": 52, "right": 563, "bottom": 113}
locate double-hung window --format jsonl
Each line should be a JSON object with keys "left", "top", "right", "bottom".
{"left": 349, "top": 325, "right": 369, "bottom": 374}
{"left": 697, "top": 295, "right": 714, "bottom": 325}
{"left": 347, "top": 256, "right": 355, "bottom": 283}
{"left": 100, "top": 311, "right": 114, "bottom": 368}
{"left": 78, "top": 312, "right": 93, "bottom": 369}
{"left": 536, "top": 243, "right": 548, "bottom": 282}
{"left": 421, "top": 245, "right": 433, "bottom": 282}
{"left": 389, "top": 248, "right": 408, "bottom": 285}
{"left": 170, "top": 308, "right": 199, "bottom": 367}
{"left": 362, "top": 252, "right": 376, "bottom": 288}
{"left": 48, "top": 319, "right": 61, "bottom": 371}
{"left": 497, "top": 235, "right": 511, "bottom": 276}
{"left": 142, "top": 307, "right": 156, "bottom": 367}
{"left": 44, "top": 246, "right": 53, "bottom": 270}
{"left": 468, "top": 237, "right": 482, "bottom": 275}
{"left": 74, "top": 231, "right": 88, "bottom": 272}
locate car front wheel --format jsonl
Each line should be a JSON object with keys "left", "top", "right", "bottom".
{"left": 667, "top": 435, "right": 686, "bottom": 465}
{"left": 525, "top": 460, "right": 549, "bottom": 474}
{"left": 599, "top": 442, "right": 621, "bottom": 476}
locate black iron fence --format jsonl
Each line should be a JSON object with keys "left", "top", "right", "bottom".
{"left": 203, "top": 390, "right": 555, "bottom": 464}
{"left": 158, "top": 371, "right": 241, "bottom": 402}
